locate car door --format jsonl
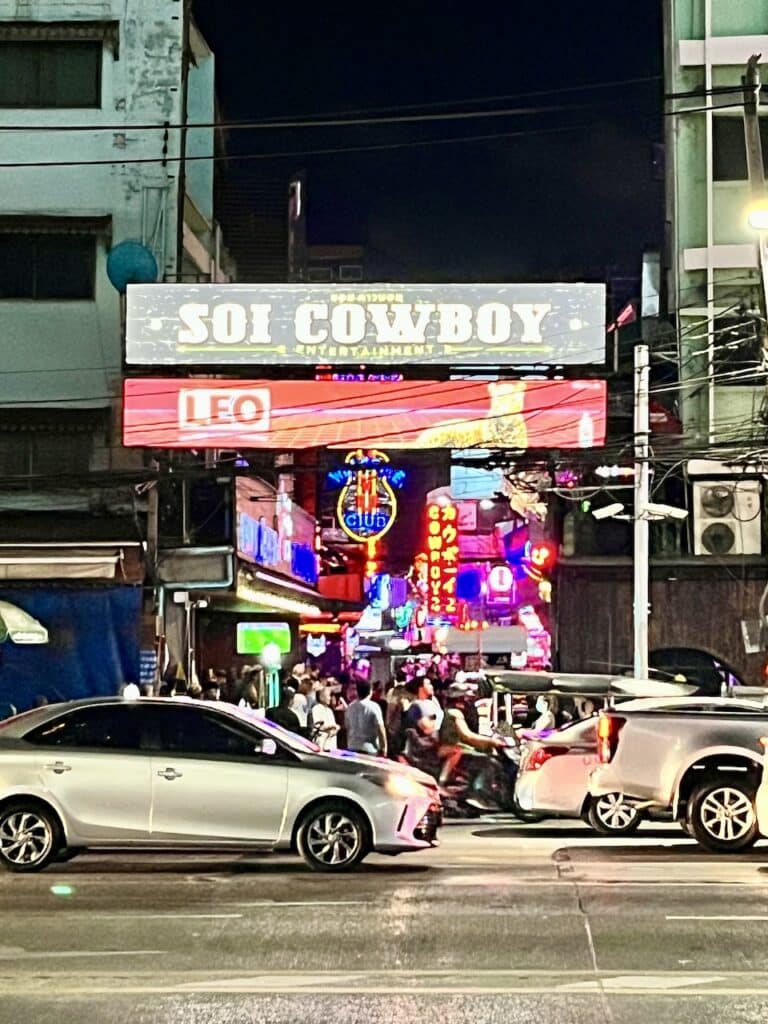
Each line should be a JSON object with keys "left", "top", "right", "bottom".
{"left": 24, "top": 703, "right": 152, "bottom": 840}
{"left": 535, "top": 720, "right": 599, "bottom": 815}
{"left": 147, "top": 704, "right": 289, "bottom": 843}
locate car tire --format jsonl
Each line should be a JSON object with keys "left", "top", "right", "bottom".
{"left": 296, "top": 801, "right": 370, "bottom": 872}
{"left": 686, "top": 779, "right": 759, "bottom": 853}
{"left": 587, "top": 794, "right": 643, "bottom": 836}
{"left": 56, "top": 846, "right": 85, "bottom": 864}
{"left": 0, "top": 801, "right": 62, "bottom": 873}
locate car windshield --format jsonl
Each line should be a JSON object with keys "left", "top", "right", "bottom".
{"left": 214, "top": 703, "right": 321, "bottom": 754}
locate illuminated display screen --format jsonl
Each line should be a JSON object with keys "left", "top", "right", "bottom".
{"left": 122, "top": 378, "right": 607, "bottom": 450}
{"left": 235, "top": 621, "right": 291, "bottom": 656}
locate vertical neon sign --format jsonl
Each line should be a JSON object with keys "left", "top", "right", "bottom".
{"left": 426, "top": 501, "right": 459, "bottom": 617}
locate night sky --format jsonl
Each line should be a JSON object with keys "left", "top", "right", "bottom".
{"left": 193, "top": 1, "right": 663, "bottom": 290}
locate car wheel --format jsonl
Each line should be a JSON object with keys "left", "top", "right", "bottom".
{"left": 587, "top": 793, "right": 642, "bottom": 836}
{"left": 0, "top": 802, "right": 61, "bottom": 873}
{"left": 296, "top": 801, "right": 370, "bottom": 872}
{"left": 687, "top": 779, "right": 759, "bottom": 853}
{"left": 56, "top": 847, "right": 85, "bottom": 864}
{"left": 511, "top": 798, "right": 545, "bottom": 824}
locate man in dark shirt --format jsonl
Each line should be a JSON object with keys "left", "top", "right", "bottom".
{"left": 265, "top": 686, "right": 302, "bottom": 734}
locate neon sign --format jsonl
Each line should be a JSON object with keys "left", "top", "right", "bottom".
{"left": 334, "top": 450, "right": 403, "bottom": 545}
{"left": 425, "top": 500, "right": 459, "bottom": 617}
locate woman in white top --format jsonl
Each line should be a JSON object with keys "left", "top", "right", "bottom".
{"left": 309, "top": 686, "right": 340, "bottom": 751}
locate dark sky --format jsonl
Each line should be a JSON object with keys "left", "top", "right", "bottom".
{"left": 193, "top": 1, "right": 663, "bottom": 291}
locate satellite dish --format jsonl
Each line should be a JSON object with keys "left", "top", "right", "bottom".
{"left": 106, "top": 240, "right": 158, "bottom": 293}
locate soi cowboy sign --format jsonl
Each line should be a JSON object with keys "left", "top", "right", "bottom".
{"left": 125, "top": 283, "right": 606, "bottom": 366}
{"left": 122, "top": 378, "right": 607, "bottom": 450}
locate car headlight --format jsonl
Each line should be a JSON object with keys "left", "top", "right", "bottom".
{"left": 383, "top": 773, "right": 430, "bottom": 799}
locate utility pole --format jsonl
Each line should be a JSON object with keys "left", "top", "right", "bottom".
{"left": 633, "top": 343, "right": 650, "bottom": 679}
{"left": 742, "top": 54, "right": 768, "bottom": 356}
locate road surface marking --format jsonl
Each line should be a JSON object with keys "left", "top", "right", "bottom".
{"left": 666, "top": 915, "right": 768, "bottom": 921}
{"left": 98, "top": 913, "right": 243, "bottom": 920}
{"left": 0, "top": 949, "right": 165, "bottom": 960}
{"left": 232, "top": 900, "right": 365, "bottom": 907}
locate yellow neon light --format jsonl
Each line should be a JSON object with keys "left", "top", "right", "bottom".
{"left": 336, "top": 451, "right": 398, "bottom": 545}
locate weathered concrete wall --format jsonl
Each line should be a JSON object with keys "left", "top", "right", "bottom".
{"left": 0, "top": 1, "right": 185, "bottom": 406}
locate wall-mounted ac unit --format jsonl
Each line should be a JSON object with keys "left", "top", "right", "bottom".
{"left": 692, "top": 479, "right": 762, "bottom": 555}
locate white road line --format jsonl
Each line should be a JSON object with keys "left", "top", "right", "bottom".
{"left": 232, "top": 900, "right": 365, "bottom": 908}
{"left": 0, "top": 950, "right": 165, "bottom": 960}
{"left": 97, "top": 913, "right": 243, "bottom": 920}
{"left": 666, "top": 915, "right": 768, "bottom": 921}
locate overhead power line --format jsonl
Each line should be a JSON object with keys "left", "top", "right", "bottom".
{"left": 0, "top": 73, "right": 662, "bottom": 134}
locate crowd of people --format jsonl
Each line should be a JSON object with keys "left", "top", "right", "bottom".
{"left": 149, "top": 657, "right": 584, "bottom": 796}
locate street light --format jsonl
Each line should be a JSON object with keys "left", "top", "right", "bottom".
{"left": 747, "top": 198, "right": 768, "bottom": 232}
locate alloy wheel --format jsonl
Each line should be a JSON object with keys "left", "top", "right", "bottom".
{"left": 306, "top": 811, "right": 361, "bottom": 867}
{"left": 0, "top": 811, "right": 53, "bottom": 866}
{"left": 699, "top": 787, "right": 755, "bottom": 843}
{"left": 594, "top": 793, "right": 639, "bottom": 830}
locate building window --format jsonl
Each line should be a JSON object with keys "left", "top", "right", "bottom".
{"left": 307, "top": 266, "right": 333, "bottom": 282}
{"left": 339, "top": 264, "right": 363, "bottom": 282}
{"left": 0, "top": 41, "right": 101, "bottom": 108}
{"left": 0, "top": 433, "right": 92, "bottom": 477}
{"left": 712, "top": 116, "right": 768, "bottom": 181}
{"left": 0, "top": 233, "right": 96, "bottom": 299}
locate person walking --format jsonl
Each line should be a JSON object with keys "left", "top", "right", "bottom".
{"left": 344, "top": 680, "right": 387, "bottom": 756}
{"left": 309, "top": 686, "right": 340, "bottom": 752}
{"left": 265, "top": 686, "right": 302, "bottom": 734}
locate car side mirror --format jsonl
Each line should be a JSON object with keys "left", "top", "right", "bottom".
{"left": 254, "top": 737, "right": 277, "bottom": 757}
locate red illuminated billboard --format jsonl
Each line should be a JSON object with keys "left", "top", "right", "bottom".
{"left": 122, "top": 378, "right": 606, "bottom": 450}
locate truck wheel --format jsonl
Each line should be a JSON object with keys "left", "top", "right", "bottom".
{"left": 587, "top": 794, "right": 642, "bottom": 836}
{"left": 687, "top": 780, "right": 759, "bottom": 853}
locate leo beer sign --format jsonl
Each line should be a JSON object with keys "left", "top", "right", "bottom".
{"left": 125, "top": 282, "right": 606, "bottom": 367}
{"left": 122, "top": 378, "right": 607, "bottom": 450}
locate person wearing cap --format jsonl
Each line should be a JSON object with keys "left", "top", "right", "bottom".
{"left": 437, "top": 682, "right": 505, "bottom": 789}
{"left": 265, "top": 685, "right": 302, "bottom": 734}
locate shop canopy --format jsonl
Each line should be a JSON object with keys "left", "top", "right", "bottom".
{"left": 0, "top": 600, "right": 48, "bottom": 644}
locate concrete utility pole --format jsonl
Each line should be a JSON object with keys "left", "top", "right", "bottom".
{"left": 633, "top": 344, "right": 651, "bottom": 679}
{"left": 742, "top": 54, "right": 768, "bottom": 356}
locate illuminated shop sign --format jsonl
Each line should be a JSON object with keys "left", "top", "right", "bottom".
{"left": 236, "top": 478, "right": 318, "bottom": 586}
{"left": 425, "top": 501, "right": 459, "bottom": 617}
{"left": 125, "top": 283, "right": 605, "bottom": 366}
{"left": 330, "top": 450, "right": 404, "bottom": 545}
{"left": 122, "top": 378, "right": 607, "bottom": 450}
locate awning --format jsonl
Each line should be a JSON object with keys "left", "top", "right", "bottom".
{"left": 0, "top": 546, "right": 131, "bottom": 581}
{"left": 0, "top": 21, "right": 120, "bottom": 57}
{"left": 0, "top": 600, "right": 48, "bottom": 645}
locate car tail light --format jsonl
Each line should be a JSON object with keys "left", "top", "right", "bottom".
{"left": 759, "top": 737, "right": 768, "bottom": 750}
{"left": 597, "top": 714, "right": 626, "bottom": 764}
{"left": 523, "top": 745, "right": 569, "bottom": 772}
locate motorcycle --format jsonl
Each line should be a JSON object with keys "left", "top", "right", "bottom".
{"left": 400, "top": 727, "right": 537, "bottom": 820}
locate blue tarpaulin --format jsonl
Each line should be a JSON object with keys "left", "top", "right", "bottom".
{"left": 0, "top": 586, "right": 142, "bottom": 714}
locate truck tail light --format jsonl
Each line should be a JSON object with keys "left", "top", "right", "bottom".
{"left": 523, "top": 746, "right": 569, "bottom": 772}
{"left": 597, "top": 714, "right": 626, "bottom": 764}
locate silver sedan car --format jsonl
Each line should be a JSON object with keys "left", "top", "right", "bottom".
{"left": 0, "top": 697, "right": 441, "bottom": 873}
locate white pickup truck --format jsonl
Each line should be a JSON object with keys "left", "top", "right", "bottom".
{"left": 588, "top": 698, "right": 768, "bottom": 852}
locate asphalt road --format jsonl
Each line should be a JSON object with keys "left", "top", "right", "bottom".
{"left": 2, "top": 820, "right": 768, "bottom": 1023}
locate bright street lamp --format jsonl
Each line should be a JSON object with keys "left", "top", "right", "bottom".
{"left": 747, "top": 198, "right": 768, "bottom": 232}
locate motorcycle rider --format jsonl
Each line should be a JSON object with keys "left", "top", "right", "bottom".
{"left": 437, "top": 682, "right": 506, "bottom": 790}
